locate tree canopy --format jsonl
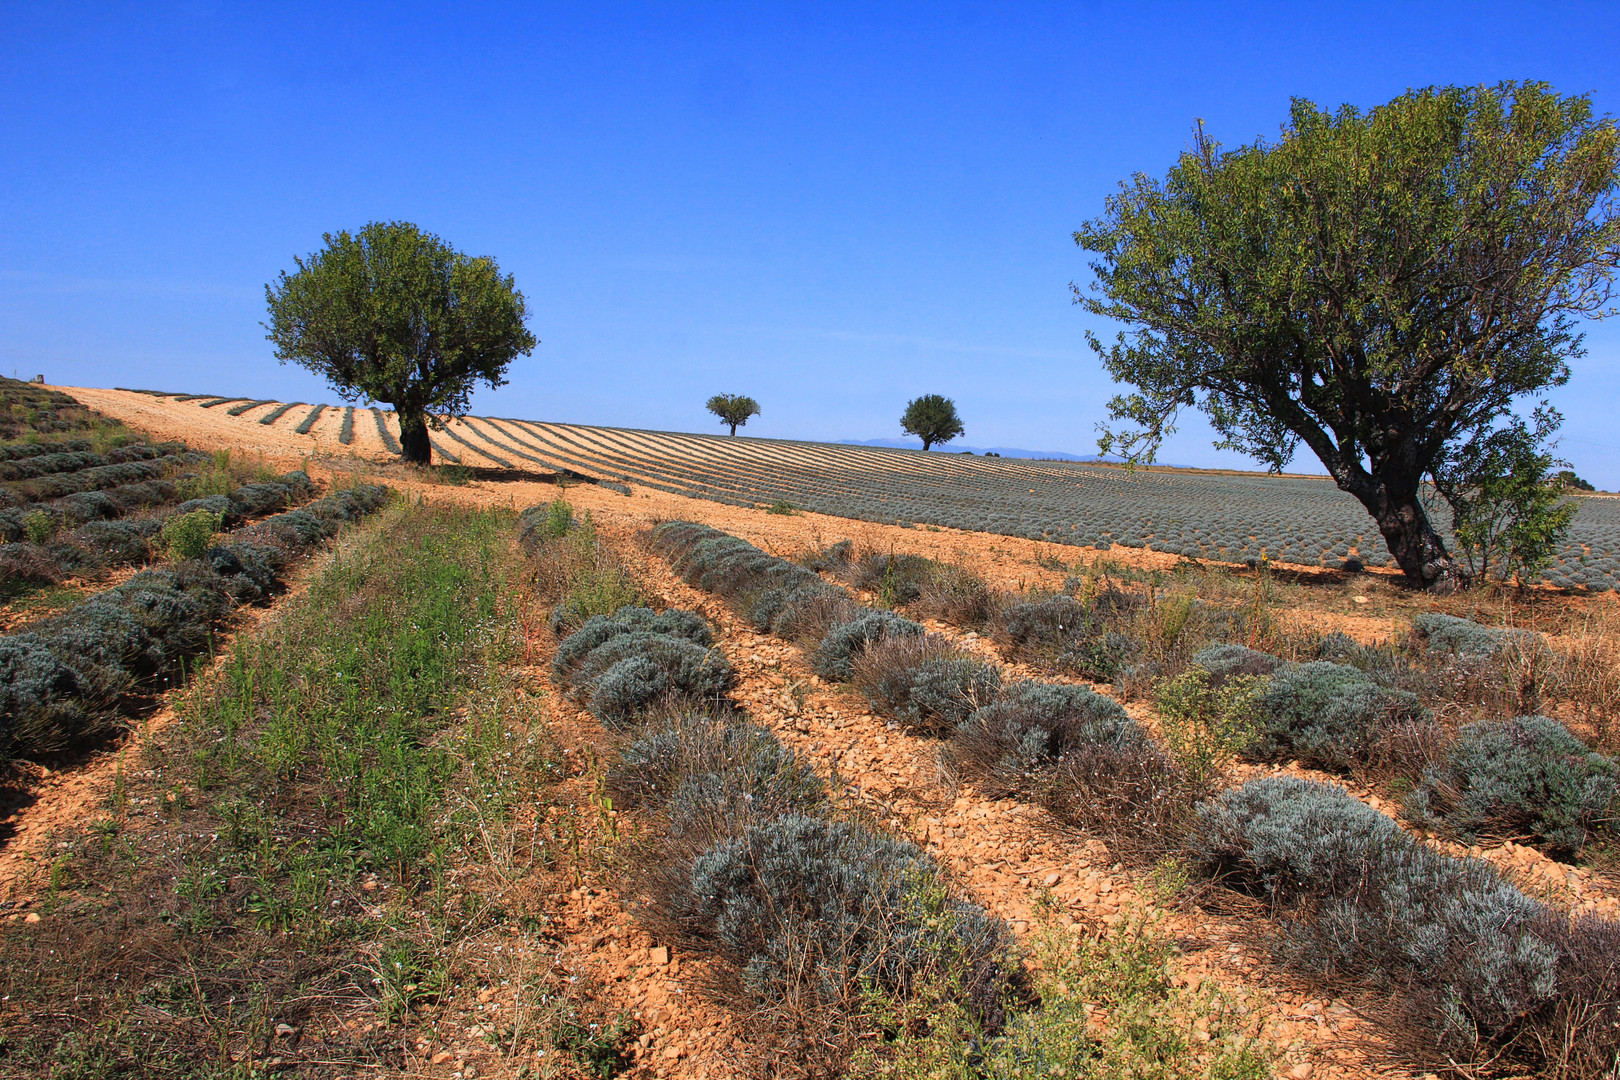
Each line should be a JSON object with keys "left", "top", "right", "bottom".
{"left": 1074, "top": 82, "right": 1620, "bottom": 589}
{"left": 264, "top": 221, "right": 536, "bottom": 464}
{"left": 900, "top": 394, "right": 965, "bottom": 451}
{"left": 1553, "top": 469, "right": 1596, "bottom": 492}
{"left": 706, "top": 394, "right": 761, "bottom": 436}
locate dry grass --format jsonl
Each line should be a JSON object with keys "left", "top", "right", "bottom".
{"left": 1041, "top": 739, "right": 1213, "bottom": 869}
{"left": 1542, "top": 605, "right": 1620, "bottom": 752}
{"left": 910, "top": 561, "right": 1004, "bottom": 627}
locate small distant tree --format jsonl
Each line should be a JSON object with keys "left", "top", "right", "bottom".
{"left": 706, "top": 394, "right": 760, "bottom": 436}
{"left": 264, "top": 221, "right": 537, "bottom": 464}
{"left": 900, "top": 394, "right": 964, "bottom": 451}
{"left": 1552, "top": 468, "right": 1596, "bottom": 492}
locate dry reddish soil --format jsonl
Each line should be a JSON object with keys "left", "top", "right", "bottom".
{"left": 602, "top": 521, "right": 1390, "bottom": 1080}
{"left": 12, "top": 386, "right": 1620, "bottom": 1078}
{"left": 70, "top": 386, "right": 1620, "bottom": 640}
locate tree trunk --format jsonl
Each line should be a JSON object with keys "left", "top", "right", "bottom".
{"left": 398, "top": 410, "right": 432, "bottom": 465}
{"left": 728, "top": 423, "right": 738, "bottom": 436}
{"left": 1349, "top": 479, "right": 1466, "bottom": 591}
{"left": 921, "top": 437, "right": 933, "bottom": 451}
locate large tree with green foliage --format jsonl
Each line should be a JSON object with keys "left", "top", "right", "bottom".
{"left": 706, "top": 393, "right": 760, "bottom": 436}
{"left": 264, "top": 221, "right": 537, "bottom": 464}
{"left": 1074, "top": 83, "right": 1619, "bottom": 589}
{"left": 901, "top": 394, "right": 965, "bottom": 451}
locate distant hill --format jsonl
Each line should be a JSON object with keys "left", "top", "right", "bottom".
{"left": 838, "top": 437, "right": 1186, "bottom": 466}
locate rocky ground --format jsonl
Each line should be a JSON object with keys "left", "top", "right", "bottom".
{"left": 4, "top": 386, "right": 1616, "bottom": 1078}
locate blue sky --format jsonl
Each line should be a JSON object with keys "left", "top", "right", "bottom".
{"left": 5, "top": 3, "right": 1620, "bottom": 484}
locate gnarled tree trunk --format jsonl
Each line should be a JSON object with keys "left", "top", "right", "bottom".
{"left": 1338, "top": 468, "right": 1465, "bottom": 591}
{"left": 397, "top": 410, "right": 432, "bottom": 465}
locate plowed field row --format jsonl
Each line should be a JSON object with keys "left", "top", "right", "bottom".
{"left": 110, "top": 390, "right": 1620, "bottom": 589}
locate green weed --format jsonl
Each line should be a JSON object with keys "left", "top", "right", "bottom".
{"left": 554, "top": 1007, "right": 638, "bottom": 1078}
{"left": 21, "top": 509, "right": 54, "bottom": 545}
{"left": 1153, "top": 668, "right": 1264, "bottom": 786}
{"left": 857, "top": 908, "right": 1272, "bottom": 1079}
{"left": 160, "top": 507, "right": 223, "bottom": 559}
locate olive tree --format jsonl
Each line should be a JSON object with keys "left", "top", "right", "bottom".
{"left": 900, "top": 394, "right": 964, "bottom": 451}
{"left": 264, "top": 221, "right": 537, "bottom": 464}
{"left": 1075, "top": 83, "right": 1619, "bottom": 589}
{"left": 706, "top": 394, "right": 760, "bottom": 436}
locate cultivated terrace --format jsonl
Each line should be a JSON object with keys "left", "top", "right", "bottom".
{"left": 0, "top": 385, "right": 1616, "bottom": 1079}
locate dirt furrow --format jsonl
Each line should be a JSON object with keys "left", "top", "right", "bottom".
{"left": 600, "top": 518, "right": 1412, "bottom": 1080}
{"left": 497, "top": 643, "right": 747, "bottom": 1079}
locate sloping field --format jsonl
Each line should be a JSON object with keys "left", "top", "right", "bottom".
{"left": 9, "top": 385, "right": 1620, "bottom": 1078}
{"left": 99, "top": 388, "right": 1620, "bottom": 589}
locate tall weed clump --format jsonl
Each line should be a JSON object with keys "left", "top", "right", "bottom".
{"left": 993, "top": 577, "right": 1275, "bottom": 690}
{"left": 520, "top": 499, "right": 642, "bottom": 633}
{"left": 160, "top": 508, "right": 223, "bottom": 560}
{"left": 908, "top": 559, "right": 1002, "bottom": 628}
{"left": 849, "top": 552, "right": 937, "bottom": 606}
{"left": 1539, "top": 605, "right": 1620, "bottom": 753}
{"left": 1153, "top": 667, "right": 1264, "bottom": 787}
{"left": 855, "top": 908, "right": 1272, "bottom": 1080}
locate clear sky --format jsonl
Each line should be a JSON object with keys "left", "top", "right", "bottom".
{"left": 4, "top": 3, "right": 1620, "bottom": 484}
